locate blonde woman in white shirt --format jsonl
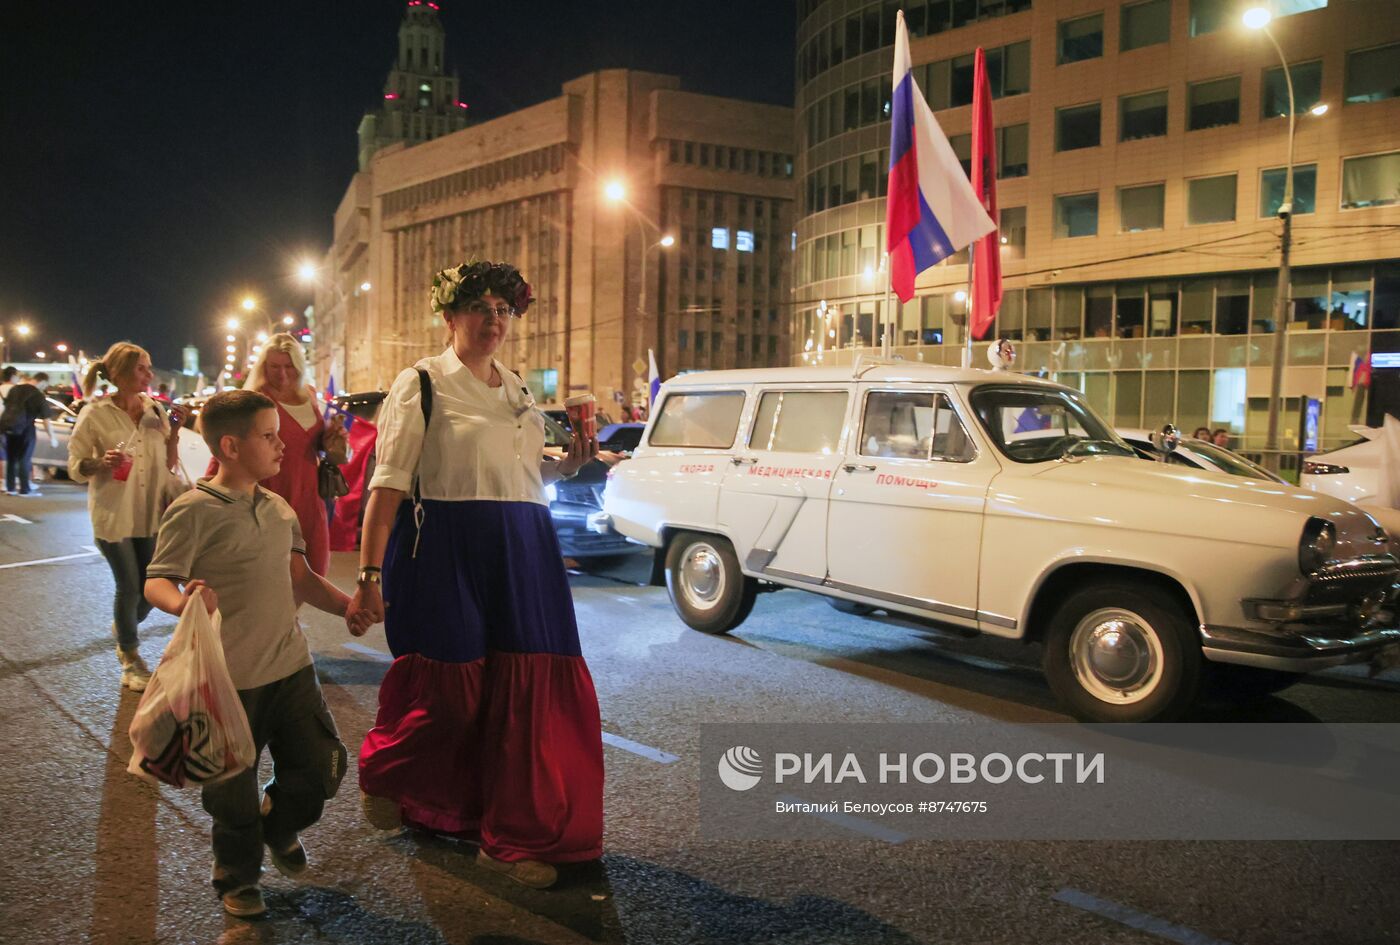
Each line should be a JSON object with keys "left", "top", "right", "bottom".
{"left": 68, "top": 342, "right": 184, "bottom": 691}
{"left": 348, "top": 261, "right": 601, "bottom": 890}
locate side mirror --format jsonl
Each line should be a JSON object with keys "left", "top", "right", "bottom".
{"left": 1150, "top": 424, "right": 1180, "bottom": 455}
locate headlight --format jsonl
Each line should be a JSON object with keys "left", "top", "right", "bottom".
{"left": 544, "top": 482, "right": 558, "bottom": 503}
{"left": 1299, "top": 517, "right": 1337, "bottom": 573}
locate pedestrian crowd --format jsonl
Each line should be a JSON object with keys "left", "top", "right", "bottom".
{"left": 37, "top": 258, "right": 604, "bottom": 919}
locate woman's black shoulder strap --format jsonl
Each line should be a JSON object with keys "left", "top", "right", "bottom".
{"left": 415, "top": 367, "right": 433, "bottom": 427}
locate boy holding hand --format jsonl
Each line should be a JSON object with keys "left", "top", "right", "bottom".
{"left": 145, "top": 390, "right": 368, "bottom": 918}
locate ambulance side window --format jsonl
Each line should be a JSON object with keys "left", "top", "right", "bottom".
{"left": 860, "top": 391, "right": 975, "bottom": 462}
{"left": 749, "top": 390, "right": 848, "bottom": 454}
{"left": 649, "top": 391, "right": 746, "bottom": 448}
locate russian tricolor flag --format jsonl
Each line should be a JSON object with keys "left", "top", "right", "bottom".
{"left": 647, "top": 349, "right": 661, "bottom": 406}
{"left": 886, "top": 10, "right": 996, "bottom": 302}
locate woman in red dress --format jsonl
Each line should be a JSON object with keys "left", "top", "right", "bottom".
{"left": 228, "top": 333, "right": 347, "bottom": 574}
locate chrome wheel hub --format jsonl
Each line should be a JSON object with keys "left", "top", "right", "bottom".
{"left": 680, "top": 542, "right": 726, "bottom": 611}
{"left": 1069, "top": 607, "right": 1164, "bottom": 705}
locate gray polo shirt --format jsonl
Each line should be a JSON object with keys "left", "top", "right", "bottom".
{"left": 148, "top": 479, "right": 312, "bottom": 690}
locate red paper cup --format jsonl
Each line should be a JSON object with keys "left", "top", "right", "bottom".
{"left": 565, "top": 394, "right": 597, "bottom": 440}
{"left": 112, "top": 454, "right": 134, "bottom": 482}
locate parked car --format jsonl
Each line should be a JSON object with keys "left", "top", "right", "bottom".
{"left": 331, "top": 390, "right": 642, "bottom": 565}
{"left": 602, "top": 362, "right": 1400, "bottom": 722}
{"left": 29, "top": 397, "right": 80, "bottom": 478}
{"left": 1117, "top": 428, "right": 1285, "bottom": 483}
{"left": 598, "top": 422, "right": 646, "bottom": 455}
{"left": 1300, "top": 426, "right": 1381, "bottom": 505}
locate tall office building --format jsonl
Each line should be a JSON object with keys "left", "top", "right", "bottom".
{"left": 793, "top": 0, "right": 1400, "bottom": 452}
{"left": 356, "top": 1, "right": 469, "bottom": 172}
{"left": 316, "top": 68, "right": 794, "bottom": 407}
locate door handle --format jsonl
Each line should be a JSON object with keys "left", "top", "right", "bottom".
{"left": 843, "top": 463, "right": 877, "bottom": 473}
{"left": 731, "top": 456, "right": 758, "bottom": 465}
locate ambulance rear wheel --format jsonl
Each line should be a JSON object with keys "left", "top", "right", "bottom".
{"left": 666, "top": 532, "right": 757, "bottom": 635}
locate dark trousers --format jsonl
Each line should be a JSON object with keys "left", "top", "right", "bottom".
{"left": 96, "top": 537, "right": 156, "bottom": 654}
{"left": 4, "top": 427, "right": 35, "bottom": 493}
{"left": 200, "top": 664, "right": 347, "bottom": 894}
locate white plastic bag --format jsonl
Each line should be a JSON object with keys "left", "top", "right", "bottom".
{"left": 127, "top": 602, "right": 255, "bottom": 788}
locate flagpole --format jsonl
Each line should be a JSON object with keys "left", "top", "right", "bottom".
{"left": 882, "top": 277, "right": 894, "bottom": 359}
{"left": 963, "top": 243, "right": 975, "bottom": 368}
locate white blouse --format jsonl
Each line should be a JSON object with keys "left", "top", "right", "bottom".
{"left": 67, "top": 395, "right": 179, "bottom": 543}
{"left": 369, "top": 347, "right": 547, "bottom": 505}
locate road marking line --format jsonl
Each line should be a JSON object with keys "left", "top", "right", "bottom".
{"left": 342, "top": 642, "right": 393, "bottom": 662}
{"left": 0, "top": 547, "right": 101, "bottom": 570}
{"left": 601, "top": 732, "right": 680, "bottom": 764}
{"left": 2, "top": 514, "right": 33, "bottom": 525}
{"left": 1053, "top": 888, "right": 1236, "bottom": 945}
{"left": 777, "top": 793, "right": 908, "bottom": 844}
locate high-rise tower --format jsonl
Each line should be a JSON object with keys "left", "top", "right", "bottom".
{"left": 356, "top": 1, "right": 469, "bottom": 170}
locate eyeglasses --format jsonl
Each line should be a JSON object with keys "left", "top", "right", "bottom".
{"left": 460, "top": 301, "right": 518, "bottom": 319}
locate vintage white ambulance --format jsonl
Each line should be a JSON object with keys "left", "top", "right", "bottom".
{"left": 600, "top": 361, "right": 1400, "bottom": 722}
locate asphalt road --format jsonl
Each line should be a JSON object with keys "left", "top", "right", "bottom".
{"left": 2, "top": 481, "right": 1398, "bottom": 945}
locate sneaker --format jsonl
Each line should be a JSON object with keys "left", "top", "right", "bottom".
{"left": 360, "top": 791, "right": 402, "bottom": 830}
{"left": 16, "top": 491, "right": 41, "bottom": 498}
{"left": 117, "top": 647, "right": 151, "bottom": 692}
{"left": 221, "top": 884, "right": 266, "bottom": 918}
{"left": 267, "top": 836, "right": 308, "bottom": 878}
{"left": 475, "top": 849, "right": 558, "bottom": 889}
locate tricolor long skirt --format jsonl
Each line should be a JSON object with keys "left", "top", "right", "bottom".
{"left": 358, "top": 499, "right": 604, "bottom": 863}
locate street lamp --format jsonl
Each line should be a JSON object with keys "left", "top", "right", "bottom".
{"left": 604, "top": 178, "right": 676, "bottom": 396}
{"left": 1246, "top": 6, "right": 1300, "bottom": 470}
{"left": 241, "top": 296, "right": 257, "bottom": 312}
{"left": 296, "top": 261, "right": 319, "bottom": 285}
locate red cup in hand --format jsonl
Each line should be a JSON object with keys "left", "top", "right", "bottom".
{"left": 565, "top": 393, "right": 597, "bottom": 441}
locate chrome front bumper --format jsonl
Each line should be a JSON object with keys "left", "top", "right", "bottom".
{"left": 1201, "top": 623, "right": 1400, "bottom": 671}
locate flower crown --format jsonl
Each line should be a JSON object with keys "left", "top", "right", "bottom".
{"left": 431, "top": 260, "right": 533, "bottom": 316}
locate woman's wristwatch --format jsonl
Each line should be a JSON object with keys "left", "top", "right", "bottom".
{"left": 357, "top": 566, "right": 382, "bottom": 586}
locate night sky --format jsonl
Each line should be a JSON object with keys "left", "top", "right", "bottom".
{"left": 0, "top": 1, "right": 795, "bottom": 370}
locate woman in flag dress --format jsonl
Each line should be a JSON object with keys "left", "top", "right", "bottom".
{"left": 348, "top": 260, "right": 603, "bottom": 890}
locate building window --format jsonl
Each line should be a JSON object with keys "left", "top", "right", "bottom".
{"left": 1119, "top": 183, "right": 1166, "bottom": 232}
{"left": 999, "top": 205, "right": 1026, "bottom": 259}
{"left": 1188, "top": 0, "right": 1231, "bottom": 37}
{"left": 736, "top": 230, "right": 755, "bottom": 252}
{"left": 998, "top": 123, "right": 1029, "bottom": 178}
{"left": 1188, "top": 76, "right": 1241, "bottom": 130}
{"left": 1260, "top": 165, "right": 1317, "bottom": 217}
{"left": 712, "top": 227, "right": 729, "bottom": 250}
{"left": 1341, "top": 152, "right": 1400, "bottom": 209}
{"left": 1120, "top": 90, "right": 1168, "bottom": 140}
{"left": 1187, "top": 174, "right": 1237, "bottom": 225}
{"left": 1262, "top": 60, "right": 1322, "bottom": 118}
{"left": 1345, "top": 43, "right": 1400, "bottom": 104}
{"left": 1056, "top": 103, "right": 1101, "bottom": 151}
{"left": 1059, "top": 14, "right": 1104, "bottom": 64}
{"left": 951, "top": 53, "right": 976, "bottom": 107}
{"left": 989, "top": 40, "right": 1032, "bottom": 97}
{"left": 1121, "top": 0, "right": 1170, "bottom": 51}
{"left": 1054, "top": 192, "right": 1099, "bottom": 238}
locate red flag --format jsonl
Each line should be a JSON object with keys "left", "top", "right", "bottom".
{"left": 970, "top": 47, "right": 1002, "bottom": 341}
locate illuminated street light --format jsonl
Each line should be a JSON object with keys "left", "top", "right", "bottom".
{"left": 225, "top": 317, "right": 240, "bottom": 331}
{"left": 226, "top": 334, "right": 236, "bottom": 342}
{"left": 241, "top": 297, "right": 256, "bottom": 312}
{"left": 55, "top": 343, "right": 68, "bottom": 354}
{"left": 226, "top": 345, "right": 236, "bottom": 353}
{"left": 1310, "top": 103, "right": 1329, "bottom": 116}
{"left": 603, "top": 179, "right": 626, "bottom": 202}
{"left": 35, "top": 351, "right": 47, "bottom": 359}
{"left": 296, "top": 261, "right": 318, "bottom": 284}
{"left": 16, "top": 323, "right": 31, "bottom": 338}
{"left": 1242, "top": 6, "right": 1271, "bottom": 29}
{"left": 360, "top": 282, "right": 372, "bottom": 292}
{"left": 282, "top": 315, "right": 295, "bottom": 327}
{"left": 659, "top": 234, "right": 676, "bottom": 248}
{"left": 255, "top": 331, "right": 269, "bottom": 343}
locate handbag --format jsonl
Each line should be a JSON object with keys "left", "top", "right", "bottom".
{"left": 318, "top": 457, "right": 350, "bottom": 500}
